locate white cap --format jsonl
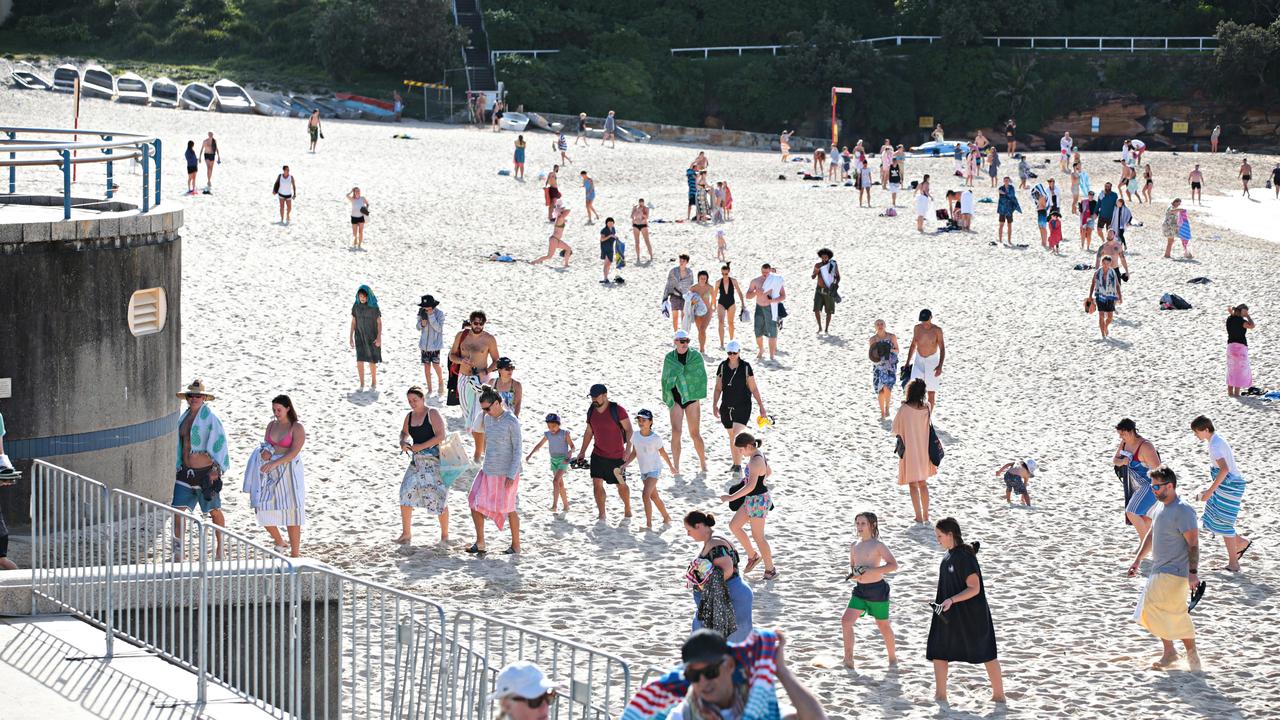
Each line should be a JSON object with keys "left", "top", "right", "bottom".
{"left": 1024, "top": 459, "right": 1038, "bottom": 476}
{"left": 489, "top": 661, "right": 559, "bottom": 702}
{"left": 674, "top": 330, "right": 691, "bottom": 341}
{"left": 725, "top": 340, "right": 742, "bottom": 353}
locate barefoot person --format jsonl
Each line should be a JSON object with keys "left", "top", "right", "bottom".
{"left": 1238, "top": 158, "right": 1252, "bottom": 198}
{"left": 746, "top": 263, "right": 786, "bottom": 361}
{"left": 869, "top": 320, "right": 899, "bottom": 420}
{"left": 172, "top": 380, "right": 231, "bottom": 560}
{"left": 928, "top": 518, "right": 1004, "bottom": 705}
{"left": 811, "top": 249, "right": 840, "bottom": 335}
{"left": 1087, "top": 255, "right": 1124, "bottom": 340}
{"left": 715, "top": 264, "right": 746, "bottom": 347}
{"left": 712, "top": 340, "right": 767, "bottom": 475}
{"left": 915, "top": 174, "right": 932, "bottom": 233}
{"left": 893, "top": 379, "right": 936, "bottom": 523}
{"left": 1113, "top": 418, "right": 1162, "bottom": 545}
{"left": 1127, "top": 465, "right": 1201, "bottom": 671}
{"left": 581, "top": 170, "right": 600, "bottom": 224}
{"left": 621, "top": 408, "right": 675, "bottom": 529}
{"left": 271, "top": 165, "right": 296, "bottom": 225}
{"left": 417, "top": 295, "right": 445, "bottom": 397}
{"left": 307, "top": 110, "right": 322, "bottom": 152}
{"left": 241, "top": 395, "right": 307, "bottom": 556}
{"left": 994, "top": 458, "right": 1035, "bottom": 506}
{"left": 199, "top": 132, "right": 220, "bottom": 193}
{"left": 662, "top": 330, "right": 709, "bottom": 474}
{"left": 525, "top": 413, "right": 574, "bottom": 512}
{"left": 630, "top": 198, "right": 652, "bottom": 263}
{"left": 576, "top": 384, "right": 634, "bottom": 520}
{"left": 841, "top": 511, "right": 899, "bottom": 670}
{"left": 1225, "top": 304, "right": 1255, "bottom": 397}
{"left": 1191, "top": 416, "right": 1251, "bottom": 572}
{"left": 1161, "top": 198, "right": 1183, "bottom": 259}
{"left": 905, "top": 309, "right": 944, "bottom": 407}
{"left": 531, "top": 204, "right": 573, "bottom": 267}
{"left": 543, "top": 165, "right": 562, "bottom": 221}
{"left": 394, "top": 386, "right": 448, "bottom": 546}
{"left": 466, "top": 387, "right": 523, "bottom": 554}
{"left": 689, "top": 272, "right": 715, "bottom": 352}
{"left": 662, "top": 255, "right": 694, "bottom": 332}
{"left": 721, "top": 433, "right": 778, "bottom": 580}
{"left": 347, "top": 187, "right": 369, "bottom": 249}
{"left": 184, "top": 140, "right": 198, "bottom": 195}
{"left": 1188, "top": 164, "right": 1204, "bottom": 205}
{"left": 449, "top": 310, "right": 500, "bottom": 462}
{"left": 349, "top": 285, "right": 382, "bottom": 391}
{"left": 682, "top": 512, "right": 754, "bottom": 641}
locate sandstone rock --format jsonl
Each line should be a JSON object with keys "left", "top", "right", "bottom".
{"left": 1042, "top": 99, "right": 1146, "bottom": 138}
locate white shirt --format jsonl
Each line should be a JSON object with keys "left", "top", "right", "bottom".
{"left": 1208, "top": 434, "right": 1240, "bottom": 476}
{"left": 818, "top": 259, "right": 837, "bottom": 287}
{"left": 277, "top": 174, "right": 294, "bottom": 195}
{"left": 762, "top": 273, "right": 785, "bottom": 320}
{"left": 1060, "top": 135, "right": 1072, "bottom": 154}
{"left": 632, "top": 430, "right": 665, "bottom": 474}
{"left": 959, "top": 190, "right": 974, "bottom": 214}
{"left": 350, "top": 196, "right": 367, "bottom": 216}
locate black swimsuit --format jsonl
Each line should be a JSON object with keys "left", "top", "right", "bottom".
{"left": 718, "top": 278, "right": 735, "bottom": 309}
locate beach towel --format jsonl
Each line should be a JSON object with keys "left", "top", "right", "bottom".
{"left": 1135, "top": 573, "right": 1195, "bottom": 640}
{"left": 459, "top": 375, "right": 487, "bottom": 433}
{"left": 621, "top": 630, "right": 781, "bottom": 720}
{"left": 1177, "top": 211, "right": 1192, "bottom": 243}
{"left": 466, "top": 469, "right": 520, "bottom": 529}
{"left": 176, "top": 405, "right": 231, "bottom": 475}
{"left": 1226, "top": 343, "right": 1252, "bottom": 388}
{"left": 1079, "top": 171, "right": 1092, "bottom": 196}
{"left": 242, "top": 442, "right": 306, "bottom": 527}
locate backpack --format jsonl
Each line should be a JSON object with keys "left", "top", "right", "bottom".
{"left": 1160, "top": 293, "right": 1192, "bottom": 310}
{"left": 588, "top": 401, "right": 627, "bottom": 435}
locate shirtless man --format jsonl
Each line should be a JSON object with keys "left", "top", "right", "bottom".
{"left": 199, "top": 132, "right": 220, "bottom": 193}
{"left": 841, "top": 511, "right": 898, "bottom": 670}
{"left": 746, "top": 264, "right": 786, "bottom": 361}
{"left": 1238, "top": 158, "right": 1252, "bottom": 198}
{"left": 905, "top": 309, "right": 945, "bottom": 407}
{"left": 1096, "top": 231, "right": 1129, "bottom": 278}
{"left": 172, "top": 380, "right": 230, "bottom": 560}
{"left": 543, "top": 165, "right": 561, "bottom": 221}
{"left": 630, "top": 198, "right": 652, "bottom": 263}
{"left": 449, "top": 311, "right": 500, "bottom": 462}
{"left": 1184, "top": 164, "right": 1202, "bottom": 206}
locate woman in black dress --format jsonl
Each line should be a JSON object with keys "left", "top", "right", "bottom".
{"left": 927, "top": 517, "right": 1004, "bottom": 705}
{"left": 349, "top": 285, "right": 382, "bottom": 391}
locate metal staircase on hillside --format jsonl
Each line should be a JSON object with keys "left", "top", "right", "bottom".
{"left": 451, "top": 0, "right": 496, "bottom": 93}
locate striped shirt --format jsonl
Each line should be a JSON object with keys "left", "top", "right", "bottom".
{"left": 481, "top": 411, "right": 522, "bottom": 478}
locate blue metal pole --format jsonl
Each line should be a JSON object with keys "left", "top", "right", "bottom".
{"left": 105, "top": 135, "right": 114, "bottom": 199}
{"left": 152, "top": 139, "right": 162, "bottom": 207}
{"left": 6, "top": 131, "right": 14, "bottom": 194}
{"left": 61, "top": 149, "right": 71, "bottom": 219}
{"left": 141, "top": 142, "right": 150, "bottom": 213}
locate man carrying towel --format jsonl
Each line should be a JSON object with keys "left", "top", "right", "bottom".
{"left": 173, "top": 380, "right": 231, "bottom": 560}
{"left": 747, "top": 263, "right": 786, "bottom": 361}
{"left": 1128, "top": 465, "right": 1201, "bottom": 672}
{"left": 906, "top": 310, "right": 945, "bottom": 407}
{"left": 450, "top": 311, "right": 500, "bottom": 463}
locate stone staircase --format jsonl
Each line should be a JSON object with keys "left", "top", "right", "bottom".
{"left": 453, "top": 0, "right": 496, "bottom": 92}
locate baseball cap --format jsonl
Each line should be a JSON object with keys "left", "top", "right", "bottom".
{"left": 496, "top": 357, "right": 514, "bottom": 370}
{"left": 681, "top": 629, "right": 731, "bottom": 667}
{"left": 1024, "top": 459, "right": 1038, "bottom": 476}
{"left": 674, "top": 330, "right": 691, "bottom": 341}
{"left": 589, "top": 383, "right": 608, "bottom": 397}
{"left": 636, "top": 408, "right": 654, "bottom": 420}
{"left": 545, "top": 413, "right": 561, "bottom": 424}
{"left": 725, "top": 340, "right": 742, "bottom": 353}
{"left": 488, "top": 661, "right": 559, "bottom": 701}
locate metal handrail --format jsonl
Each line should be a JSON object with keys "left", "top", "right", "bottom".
{"left": 1, "top": 126, "right": 162, "bottom": 218}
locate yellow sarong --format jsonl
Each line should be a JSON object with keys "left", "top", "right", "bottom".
{"left": 1136, "top": 573, "right": 1195, "bottom": 640}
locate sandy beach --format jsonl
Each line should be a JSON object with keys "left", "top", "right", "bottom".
{"left": 3, "top": 86, "right": 1279, "bottom": 718}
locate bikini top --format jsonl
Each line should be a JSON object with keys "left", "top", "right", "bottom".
{"left": 266, "top": 423, "right": 294, "bottom": 448}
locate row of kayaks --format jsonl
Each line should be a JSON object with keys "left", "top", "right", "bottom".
{"left": 499, "top": 111, "right": 651, "bottom": 143}
{"left": 9, "top": 62, "right": 401, "bottom": 121}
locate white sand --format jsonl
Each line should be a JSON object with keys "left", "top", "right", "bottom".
{"left": 4, "top": 86, "right": 1279, "bottom": 718}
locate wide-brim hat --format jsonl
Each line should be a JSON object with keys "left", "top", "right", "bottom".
{"left": 177, "top": 379, "right": 215, "bottom": 401}
{"left": 419, "top": 294, "right": 439, "bottom": 308}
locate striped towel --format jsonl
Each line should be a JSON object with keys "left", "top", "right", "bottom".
{"left": 1178, "top": 211, "right": 1192, "bottom": 241}
{"left": 1030, "top": 182, "right": 1047, "bottom": 200}
{"left": 621, "top": 630, "right": 781, "bottom": 720}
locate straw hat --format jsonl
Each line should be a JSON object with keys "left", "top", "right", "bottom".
{"left": 176, "top": 379, "right": 216, "bottom": 401}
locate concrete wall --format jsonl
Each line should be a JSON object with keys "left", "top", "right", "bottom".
{"left": 537, "top": 111, "right": 827, "bottom": 151}
{"left": 0, "top": 199, "right": 184, "bottom": 529}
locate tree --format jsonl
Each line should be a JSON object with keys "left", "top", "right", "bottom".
{"left": 991, "top": 55, "right": 1040, "bottom": 121}
{"left": 1214, "top": 19, "right": 1280, "bottom": 104}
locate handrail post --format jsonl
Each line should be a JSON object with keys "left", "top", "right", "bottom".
{"left": 141, "top": 142, "right": 150, "bottom": 213}
{"left": 104, "top": 485, "right": 114, "bottom": 657}
{"left": 197, "top": 524, "right": 208, "bottom": 707}
{"left": 104, "top": 135, "right": 113, "bottom": 199}
{"left": 6, "top": 130, "right": 14, "bottom": 193}
{"left": 60, "top": 149, "right": 71, "bottom": 219}
{"left": 153, "top": 138, "right": 162, "bottom": 207}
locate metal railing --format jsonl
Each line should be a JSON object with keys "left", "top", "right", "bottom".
{"left": 28, "top": 460, "right": 628, "bottom": 719}
{"left": 491, "top": 49, "right": 562, "bottom": 64}
{"left": 445, "top": 610, "right": 632, "bottom": 719}
{"left": 1, "top": 126, "right": 162, "bottom": 219}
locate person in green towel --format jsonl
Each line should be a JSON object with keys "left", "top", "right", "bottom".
{"left": 662, "top": 330, "right": 708, "bottom": 474}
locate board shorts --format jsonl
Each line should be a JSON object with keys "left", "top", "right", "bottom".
{"left": 1094, "top": 294, "right": 1117, "bottom": 313}
{"left": 1003, "top": 471, "right": 1028, "bottom": 496}
{"left": 910, "top": 350, "right": 941, "bottom": 391}
{"left": 591, "top": 453, "right": 625, "bottom": 484}
{"left": 744, "top": 491, "right": 771, "bottom": 519}
{"left": 186, "top": 165, "right": 198, "bottom": 174}
{"left": 309, "top": 126, "right": 318, "bottom": 141}
{"left": 203, "top": 153, "right": 215, "bottom": 161}
{"left": 1037, "top": 210, "right": 1048, "bottom": 228}
{"left": 998, "top": 212, "right": 1013, "bottom": 222}
{"left": 172, "top": 466, "right": 222, "bottom": 514}
{"left": 720, "top": 402, "right": 751, "bottom": 429}
{"left": 688, "top": 192, "right": 697, "bottom": 207}
{"left": 1190, "top": 182, "right": 1201, "bottom": 190}
{"left": 753, "top": 306, "right": 777, "bottom": 338}
{"left": 813, "top": 286, "right": 835, "bottom": 315}
{"left": 847, "top": 580, "right": 891, "bottom": 620}
{"left": 351, "top": 216, "right": 365, "bottom": 225}
{"left": 549, "top": 455, "right": 568, "bottom": 473}
{"left": 421, "top": 349, "right": 440, "bottom": 364}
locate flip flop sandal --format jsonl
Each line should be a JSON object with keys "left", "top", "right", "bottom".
{"left": 1236, "top": 538, "right": 1253, "bottom": 561}
{"left": 466, "top": 543, "right": 487, "bottom": 555}
{"left": 743, "top": 555, "right": 762, "bottom": 574}
{"left": 1187, "top": 581, "right": 1207, "bottom": 612}
{"left": 503, "top": 546, "right": 519, "bottom": 555}
{"left": 762, "top": 568, "right": 780, "bottom": 581}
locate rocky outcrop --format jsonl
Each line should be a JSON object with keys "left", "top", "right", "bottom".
{"left": 1041, "top": 94, "right": 1280, "bottom": 149}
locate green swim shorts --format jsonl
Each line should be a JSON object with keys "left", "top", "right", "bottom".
{"left": 550, "top": 455, "right": 568, "bottom": 473}
{"left": 847, "top": 580, "right": 890, "bottom": 620}
{"left": 753, "top": 306, "right": 777, "bottom": 338}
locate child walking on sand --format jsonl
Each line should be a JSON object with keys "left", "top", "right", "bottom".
{"left": 841, "top": 511, "right": 899, "bottom": 670}
{"left": 1047, "top": 210, "right": 1063, "bottom": 255}
{"left": 621, "top": 409, "right": 675, "bottom": 529}
{"left": 995, "top": 458, "right": 1036, "bottom": 506}
{"left": 525, "top": 413, "right": 575, "bottom": 512}
{"left": 715, "top": 230, "right": 728, "bottom": 262}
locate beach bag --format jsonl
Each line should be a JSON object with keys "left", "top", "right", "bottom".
{"left": 739, "top": 307, "right": 749, "bottom": 323}
{"left": 928, "top": 424, "right": 945, "bottom": 466}
{"left": 776, "top": 302, "right": 789, "bottom": 320}
{"left": 438, "top": 432, "right": 478, "bottom": 488}
{"left": 1160, "top": 293, "right": 1192, "bottom": 310}
{"left": 272, "top": 175, "right": 281, "bottom": 194}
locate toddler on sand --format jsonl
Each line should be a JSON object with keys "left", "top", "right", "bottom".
{"left": 525, "top": 413, "right": 575, "bottom": 512}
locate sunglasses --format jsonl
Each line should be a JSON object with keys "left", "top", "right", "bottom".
{"left": 1152, "top": 482, "right": 1173, "bottom": 490}
{"left": 683, "top": 661, "right": 724, "bottom": 683}
{"left": 727, "top": 351, "right": 739, "bottom": 356}
{"left": 515, "top": 692, "right": 556, "bottom": 709}
{"left": 185, "top": 394, "right": 203, "bottom": 400}
{"left": 676, "top": 339, "right": 691, "bottom": 344}
{"left": 480, "top": 403, "right": 493, "bottom": 411}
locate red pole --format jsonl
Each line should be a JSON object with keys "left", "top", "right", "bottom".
{"left": 831, "top": 89, "right": 837, "bottom": 145}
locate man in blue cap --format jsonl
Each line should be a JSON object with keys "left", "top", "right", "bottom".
{"left": 576, "top": 384, "right": 633, "bottom": 520}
